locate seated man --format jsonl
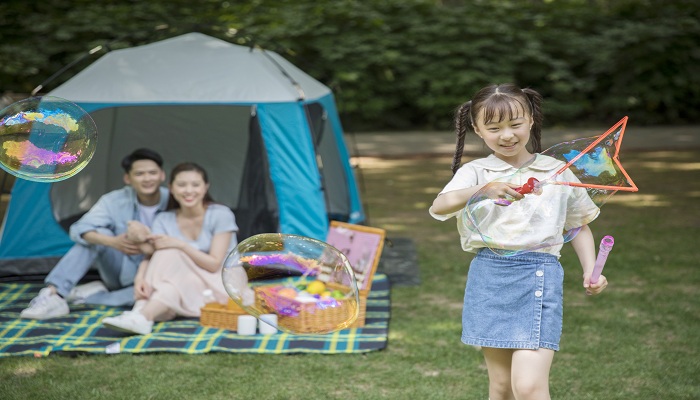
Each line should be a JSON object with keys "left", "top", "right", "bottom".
{"left": 20, "top": 148, "right": 169, "bottom": 319}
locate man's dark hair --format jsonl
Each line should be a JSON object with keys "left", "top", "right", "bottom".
{"left": 121, "top": 148, "right": 164, "bottom": 173}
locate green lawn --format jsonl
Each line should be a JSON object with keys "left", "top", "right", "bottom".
{"left": 1, "top": 149, "right": 698, "bottom": 400}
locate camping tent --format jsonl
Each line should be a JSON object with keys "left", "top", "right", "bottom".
{"left": 0, "top": 32, "right": 364, "bottom": 276}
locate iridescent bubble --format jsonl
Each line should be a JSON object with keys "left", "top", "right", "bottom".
{"left": 463, "top": 118, "right": 636, "bottom": 256}
{"left": 462, "top": 158, "right": 593, "bottom": 256}
{"left": 0, "top": 96, "right": 97, "bottom": 182}
{"left": 222, "top": 233, "right": 360, "bottom": 334}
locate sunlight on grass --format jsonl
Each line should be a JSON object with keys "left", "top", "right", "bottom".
{"left": 413, "top": 201, "right": 429, "bottom": 209}
{"left": 415, "top": 367, "right": 441, "bottom": 377}
{"left": 635, "top": 150, "right": 696, "bottom": 159}
{"left": 374, "top": 222, "right": 414, "bottom": 232}
{"left": 426, "top": 321, "right": 462, "bottom": 333}
{"left": 420, "top": 293, "right": 463, "bottom": 312}
{"left": 605, "top": 193, "right": 671, "bottom": 207}
{"left": 420, "top": 187, "right": 445, "bottom": 194}
{"left": 352, "top": 156, "right": 419, "bottom": 169}
{"left": 12, "top": 362, "right": 40, "bottom": 378}
{"left": 638, "top": 161, "right": 700, "bottom": 171}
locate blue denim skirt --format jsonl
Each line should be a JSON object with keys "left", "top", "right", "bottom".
{"left": 461, "top": 249, "right": 564, "bottom": 351}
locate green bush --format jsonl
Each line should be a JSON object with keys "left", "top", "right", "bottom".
{"left": 225, "top": 0, "right": 700, "bottom": 129}
{"left": 2, "top": 0, "right": 698, "bottom": 129}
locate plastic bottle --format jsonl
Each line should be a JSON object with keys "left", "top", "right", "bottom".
{"left": 202, "top": 289, "right": 216, "bottom": 305}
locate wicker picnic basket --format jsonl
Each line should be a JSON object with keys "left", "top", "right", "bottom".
{"left": 199, "top": 299, "right": 248, "bottom": 330}
{"left": 200, "top": 221, "right": 385, "bottom": 333}
{"left": 252, "top": 222, "right": 385, "bottom": 332}
{"left": 253, "top": 281, "right": 366, "bottom": 333}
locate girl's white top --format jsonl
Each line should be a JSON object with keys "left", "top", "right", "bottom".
{"left": 429, "top": 154, "right": 599, "bottom": 257}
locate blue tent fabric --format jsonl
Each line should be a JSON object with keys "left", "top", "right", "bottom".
{"left": 257, "top": 102, "right": 328, "bottom": 240}
{"left": 1, "top": 180, "right": 72, "bottom": 259}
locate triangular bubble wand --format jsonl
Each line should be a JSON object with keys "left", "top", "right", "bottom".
{"left": 509, "top": 116, "right": 637, "bottom": 199}
{"left": 462, "top": 116, "right": 638, "bottom": 256}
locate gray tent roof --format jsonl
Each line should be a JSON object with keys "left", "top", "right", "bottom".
{"left": 50, "top": 32, "right": 331, "bottom": 103}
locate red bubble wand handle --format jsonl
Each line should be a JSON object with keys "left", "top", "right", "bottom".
{"left": 590, "top": 236, "right": 614, "bottom": 284}
{"left": 515, "top": 177, "right": 541, "bottom": 195}
{"left": 494, "top": 177, "right": 542, "bottom": 206}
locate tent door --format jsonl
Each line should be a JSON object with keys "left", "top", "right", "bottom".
{"left": 305, "top": 102, "right": 351, "bottom": 222}
{"left": 235, "top": 110, "right": 279, "bottom": 240}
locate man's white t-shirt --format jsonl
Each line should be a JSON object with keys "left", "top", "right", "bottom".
{"left": 138, "top": 203, "right": 161, "bottom": 227}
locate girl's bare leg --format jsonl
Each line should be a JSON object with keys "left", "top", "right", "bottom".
{"left": 482, "top": 347, "right": 516, "bottom": 400}
{"left": 511, "top": 348, "right": 554, "bottom": 400}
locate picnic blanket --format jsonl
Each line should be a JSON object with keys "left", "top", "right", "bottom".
{"left": 0, "top": 274, "right": 390, "bottom": 357}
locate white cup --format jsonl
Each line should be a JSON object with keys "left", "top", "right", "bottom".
{"left": 258, "top": 314, "right": 278, "bottom": 335}
{"left": 237, "top": 315, "right": 257, "bottom": 335}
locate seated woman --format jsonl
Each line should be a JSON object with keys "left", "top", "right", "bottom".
{"left": 103, "top": 162, "right": 237, "bottom": 335}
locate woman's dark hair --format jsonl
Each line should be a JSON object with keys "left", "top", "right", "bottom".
{"left": 121, "top": 148, "right": 164, "bottom": 173}
{"left": 166, "top": 162, "right": 215, "bottom": 210}
{"left": 450, "top": 83, "right": 543, "bottom": 174}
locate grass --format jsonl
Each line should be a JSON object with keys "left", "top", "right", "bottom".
{"left": 1, "top": 149, "right": 699, "bottom": 399}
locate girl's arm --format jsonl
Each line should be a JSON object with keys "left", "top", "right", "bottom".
{"left": 431, "top": 182, "right": 524, "bottom": 215}
{"left": 149, "top": 231, "right": 233, "bottom": 273}
{"left": 431, "top": 186, "right": 483, "bottom": 215}
{"left": 571, "top": 225, "right": 607, "bottom": 295}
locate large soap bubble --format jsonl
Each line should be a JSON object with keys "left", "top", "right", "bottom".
{"left": 463, "top": 117, "right": 637, "bottom": 256}
{"left": 0, "top": 96, "right": 97, "bottom": 182}
{"left": 462, "top": 157, "right": 593, "bottom": 256}
{"left": 222, "top": 233, "right": 360, "bottom": 334}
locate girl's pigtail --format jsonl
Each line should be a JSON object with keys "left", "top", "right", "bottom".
{"left": 523, "top": 88, "right": 544, "bottom": 153}
{"left": 451, "top": 101, "right": 472, "bottom": 175}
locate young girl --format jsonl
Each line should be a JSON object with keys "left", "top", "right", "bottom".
{"left": 429, "top": 83, "right": 608, "bottom": 400}
{"left": 103, "top": 162, "right": 238, "bottom": 335}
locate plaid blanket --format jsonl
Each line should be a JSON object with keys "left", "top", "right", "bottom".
{"left": 0, "top": 274, "right": 390, "bottom": 357}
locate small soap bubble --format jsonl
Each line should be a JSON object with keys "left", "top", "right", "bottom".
{"left": 0, "top": 96, "right": 97, "bottom": 182}
{"left": 222, "top": 233, "right": 360, "bottom": 334}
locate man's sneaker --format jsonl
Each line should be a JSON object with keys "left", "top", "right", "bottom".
{"left": 20, "top": 287, "right": 70, "bottom": 319}
{"left": 103, "top": 311, "right": 153, "bottom": 335}
{"left": 66, "top": 281, "right": 108, "bottom": 304}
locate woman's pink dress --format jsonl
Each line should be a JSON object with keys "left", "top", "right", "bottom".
{"left": 144, "top": 204, "right": 238, "bottom": 317}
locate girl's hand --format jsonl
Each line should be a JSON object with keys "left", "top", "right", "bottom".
{"left": 483, "top": 182, "right": 525, "bottom": 203}
{"left": 583, "top": 273, "right": 608, "bottom": 296}
{"left": 148, "top": 234, "right": 185, "bottom": 251}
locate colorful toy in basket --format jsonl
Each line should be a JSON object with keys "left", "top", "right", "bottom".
{"left": 222, "top": 233, "right": 360, "bottom": 334}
